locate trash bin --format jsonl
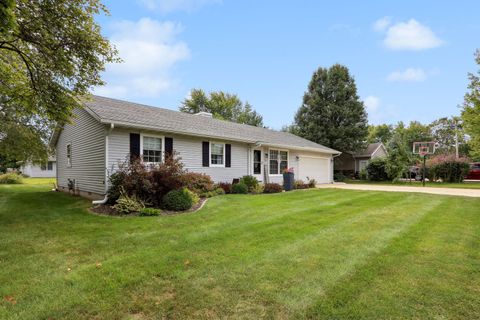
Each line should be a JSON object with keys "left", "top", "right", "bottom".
{"left": 283, "top": 172, "right": 294, "bottom": 191}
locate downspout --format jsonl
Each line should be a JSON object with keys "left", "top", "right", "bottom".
{"left": 92, "top": 123, "right": 114, "bottom": 205}
{"left": 332, "top": 153, "right": 342, "bottom": 183}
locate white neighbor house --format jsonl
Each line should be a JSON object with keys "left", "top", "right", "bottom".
{"left": 51, "top": 96, "right": 340, "bottom": 200}
{"left": 20, "top": 157, "right": 57, "bottom": 178}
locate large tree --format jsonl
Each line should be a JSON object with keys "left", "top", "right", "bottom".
{"left": 293, "top": 64, "right": 368, "bottom": 152}
{"left": 367, "top": 124, "right": 393, "bottom": 144}
{"left": 0, "top": 0, "right": 118, "bottom": 164}
{"left": 430, "top": 116, "right": 468, "bottom": 156}
{"left": 461, "top": 49, "right": 480, "bottom": 160}
{"left": 180, "top": 89, "right": 263, "bottom": 126}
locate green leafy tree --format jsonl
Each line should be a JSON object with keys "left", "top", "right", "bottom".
{"left": 385, "top": 123, "right": 413, "bottom": 179}
{"left": 461, "top": 49, "right": 480, "bottom": 160}
{"left": 0, "top": 0, "right": 119, "bottom": 164}
{"left": 367, "top": 124, "right": 393, "bottom": 144}
{"left": 180, "top": 89, "right": 263, "bottom": 126}
{"left": 430, "top": 117, "right": 468, "bottom": 156}
{"left": 293, "top": 64, "right": 368, "bottom": 152}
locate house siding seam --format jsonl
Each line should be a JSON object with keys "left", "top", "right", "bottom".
{"left": 56, "top": 108, "right": 106, "bottom": 195}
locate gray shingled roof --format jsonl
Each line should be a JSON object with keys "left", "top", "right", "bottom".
{"left": 84, "top": 95, "right": 339, "bottom": 154}
{"left": 353, "top": 142, "right": 383, "bottom": 157}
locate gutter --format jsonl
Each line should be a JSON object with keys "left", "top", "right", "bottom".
{"left": 92, "top": 123, "right": 114, "bottom": 205}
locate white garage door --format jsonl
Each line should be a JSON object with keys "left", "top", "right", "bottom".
{"left": 298, "top": 156, "right": 330, "bottom": 184}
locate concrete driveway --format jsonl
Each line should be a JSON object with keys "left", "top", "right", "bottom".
{"left": 317, "top": 183, "right": 480, "bottom": 198}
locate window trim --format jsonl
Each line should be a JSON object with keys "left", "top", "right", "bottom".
{"left": 209, "top": 141, "right": 226, "bottom": 168}
{"left": 140, "top": 133, "right": 165, "bottom": 165}
{"left": 268, "top": 148, "right": 289, "bottom": 176}
{"left": 66, "top": 143, "right": 72, "bottom": 168}
{"left": 253, "top": 149, "right": 262, "bottom": 175}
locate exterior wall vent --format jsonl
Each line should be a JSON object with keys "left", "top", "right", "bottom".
{"left": 195, "top": 111, "right": 213, "bottom": 118}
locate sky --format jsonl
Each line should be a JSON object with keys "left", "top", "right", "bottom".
{"left": 93, "top": 0, "right": 480, "bottom": 129}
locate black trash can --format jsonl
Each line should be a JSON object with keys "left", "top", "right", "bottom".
{"left": 283, "top": 172, "right": 294, "bottom": 191}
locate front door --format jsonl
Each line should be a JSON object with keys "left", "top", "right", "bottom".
{"left": 253, "top": 149, "right": 262, "bottom": 181}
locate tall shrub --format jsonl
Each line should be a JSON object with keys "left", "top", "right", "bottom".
{"left": 366, "top": 158, "right": 389, "bottom": 181}
{"left": 426, "top": 154, "right": 470, "bottom": 183}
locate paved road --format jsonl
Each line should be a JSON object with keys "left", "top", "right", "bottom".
{"left": 317, "top": 183, "right": 480, "bottom": 198}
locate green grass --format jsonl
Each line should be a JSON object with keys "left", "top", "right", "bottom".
{"left": 1, "top": 182, "right": 479, "bottom": 319}
{"left": 346, "top": 179, "right": 480, "bottom": 189}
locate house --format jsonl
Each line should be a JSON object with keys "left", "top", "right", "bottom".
{"left": 50, "top": 95, "right": 340, "bottom": 200}
{"left": 335, "top": 142, "right": 388, "bottom": 175}
{"left": 20, "top": 156, "right": 56, "bottom": 178}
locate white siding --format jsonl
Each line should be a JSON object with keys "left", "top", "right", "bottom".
{"left": 56, "top": 108, "right": 106, "bottom": 195}
{"left": 21, "top": 162, "right": 56, "bottom": 178}
{"left": 372, "top": 145, "right": 388, "bottom": 159}
{"left": 107, "top": 127, "right": 249, "bottom": 183}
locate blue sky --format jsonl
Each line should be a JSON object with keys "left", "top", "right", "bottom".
{"left": 94, "top": 0, "right": 480, "bottom": 129}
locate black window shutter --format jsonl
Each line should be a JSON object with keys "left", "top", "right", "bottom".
{"left": 130, "top": 133, "right": 140, "bottom": 161}
{"left": 225, "top": 144, "right": 231, "bottom": 167}
{"left": 202, "top": 141, "right": 210, "bottom": 167}
{"left": 164, "top": 137, "right": 173, "bottom": 158}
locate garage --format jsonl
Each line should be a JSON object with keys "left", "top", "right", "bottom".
{"left": 298, "top": 156, "right": 331, "bottom": 183}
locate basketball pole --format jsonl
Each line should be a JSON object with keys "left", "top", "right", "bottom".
{"left": 423, "top": 155, "right": 426, "bottom": 187}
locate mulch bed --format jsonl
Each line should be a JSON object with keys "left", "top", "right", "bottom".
{"left": 89, "top": 198, "right": 208, "bottom": 217}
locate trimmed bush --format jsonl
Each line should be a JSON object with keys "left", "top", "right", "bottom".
{"left": 251, "top": 184, "right": 264, "bottom": 194}
{"left": 162, "top": 188, "right": 199, "bottom": 211}
{"left": 232, "top": 182, "right": 248, "bottom": 194}
{"left": 106, "top": 172, "right": 126, "bottom": 205}
{"left": 216, "top": 182, "right": 232, "bottom": 194}
{"left": 366, "top": 158, "right": 389, "bottom": 181}
{"left": 239, "top": 175, "right": 259, "bottom": 192}
{"left": 200, "top": 188, "right": 225, "bottom": 198}
{"left": 263, "top": 183, "right": 283, "bottom": 193}
{"left": 427, "top": 154, "right": 470, "bottom": 183}
{"left": 294, "top": 180, "right": 309, "bottom": 189}
{"left": 139, "top": 207, "right": 162, "bottom": 216}
{"left": 113, "top": 191, "right": 144, "bottom": 214}
{"left": 308, "top": 179, "right": 317, "bottom": 188}
{"left": 0, "top": 172, "right": 24, "bottom": 184}
{"left": 180, "top": 172, "right": 215, "bottom": 195}
{"left": 334, "top": 171, "right": 346, "bottom": 182}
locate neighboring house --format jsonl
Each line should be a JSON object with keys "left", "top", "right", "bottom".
{"left": 20, "top": 157, "right": 57, "bottom": 178}
{"left": 335, "top": 142, "right": 388, "bottom": 174}
{"left": 50, "top": 96, "right": 340, "bottom": 199}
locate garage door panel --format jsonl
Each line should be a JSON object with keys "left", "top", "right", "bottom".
{"left": 298, "top": 157, "right": 330, "bottom": 183}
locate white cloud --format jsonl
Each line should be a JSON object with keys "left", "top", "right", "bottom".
{"left": 139, "top": 0, "right": 221, "bottom": 13}
{"left": 364, "top": 95, "right": 381, "bottom": 112}
{"left": 95, "top": 18, "right": 190, "bottom": 99}
{"left": 382, "top": 19, "right": 444, "bottom": 50}
{"left": 373, "top": 16, "right": 391, "bottom": 32}
{"left": 387, "top": 68, "right": 427, "bottom": 82}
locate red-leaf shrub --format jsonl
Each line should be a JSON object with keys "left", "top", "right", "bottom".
{"left": 263, "top": 183, "right": 283, "bottom": 193}
{"left": 216, "top": 182, "right": 233, "bottom": 194}
{"left": 426, "top": 154, "right": 470, "bottom": 183}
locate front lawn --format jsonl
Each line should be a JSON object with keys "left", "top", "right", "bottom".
{"left": 346, "top": 179, "right": 480, "bottom": 189}
{"left": 1, "top": 182, "right": 479, "bottom": 319}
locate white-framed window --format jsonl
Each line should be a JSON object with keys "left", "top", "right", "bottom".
{"left": 269, "top": 149, "right": 288, "bottom": 175}
{"left": 41, "top": 161, "right": 54, "bottom": 171}
{"left": 66, "top": 144, "right": 72, "bottom": 167}
{"left": 210, "top": 142, "right": 225, "bottom": 167}
{"left": 253, "top": 150, "right": 262, "bottom": 175}
{"left": 141, "top": 134, "right": 164, "bottom": 164}
{"left": 359, "top": 160, "right": 369, "bottom": 172}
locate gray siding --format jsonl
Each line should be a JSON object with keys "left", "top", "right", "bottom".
{"left": 56, "top": 108, "right": 106, "bottom": 195}
{"left": 372, "top": 145, "right": 388, "bottom": 158}
{"left": 107, "top": 127, "right": 249, "bottom": 183}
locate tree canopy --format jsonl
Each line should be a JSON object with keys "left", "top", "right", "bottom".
{"left": 367, "top": 124, "right": 393, "bottom": 144}
{"left": 180, "top": 89, "right": 263, "bottom": 127}
{"left": 462, "top": 49, "right": 480, "bottom": 160}
{"left": 0, "top": 0, "right": 118, "bottom": 164}
{"left": 292, "top": 64, "right": 368, "bottom": 152}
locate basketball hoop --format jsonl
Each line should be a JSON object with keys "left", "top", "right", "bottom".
{"left": 413, "top": 142, "right": 436, "bottom": 156}
{"left": 412, "top": 141, "right": 436, "bottom": 187}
